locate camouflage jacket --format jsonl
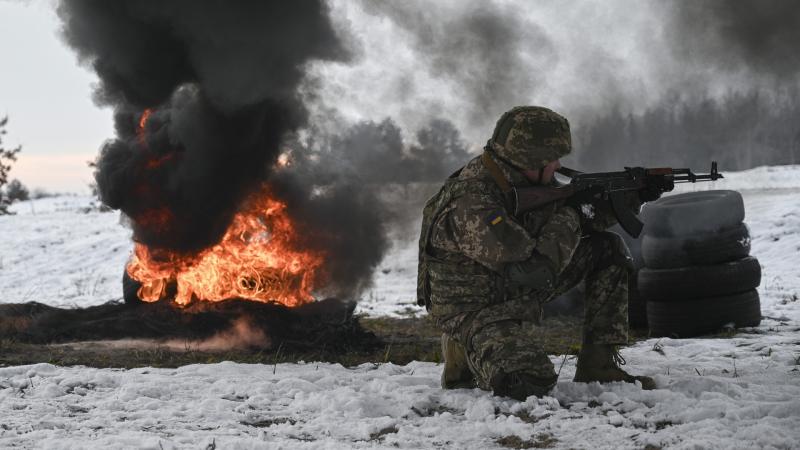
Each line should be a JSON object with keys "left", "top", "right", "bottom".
{"left": 417, "top": 153, "right": 634, "bottom": 313}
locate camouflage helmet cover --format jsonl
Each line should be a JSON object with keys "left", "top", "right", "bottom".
{"left": 488, "top": 106, "right": 572, "bottom": 170}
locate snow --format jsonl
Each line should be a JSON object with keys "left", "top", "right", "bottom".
{"left": 1, "top": 196, "right": 131, "bottom": 307}
{"left": 1, "top": 165, "right": 800, "bottom": 448}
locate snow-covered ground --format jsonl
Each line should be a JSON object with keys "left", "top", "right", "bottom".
{"left": 1, "top": 165, "right": 799, "bottom": 448}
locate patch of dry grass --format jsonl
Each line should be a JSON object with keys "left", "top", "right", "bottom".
{"left": 0, "top": 313, "right": 650, "bottom": 368}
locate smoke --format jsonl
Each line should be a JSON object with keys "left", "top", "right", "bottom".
{"left": 576, "top": 91, "right": 800, "bottom": 171}
{"left": 164, "top": 317, "right": 270, "bottom": 352}
{"left": 359, "top": 2, "right": 554, "bottom": 129}
{"left": 667, "top": 0, "right": 800, "bottom": 82}
{"left": 311, "top": 0, "right": 659, "bottom": 146}
{"left": 58, "top": 1, "right": 800, "bottom": 300}
{"left": 90, "top": 318, "right": 270, "bottom": 352}
{"left": 57, "top": 0, "right": 347, "bottom": 253}
{"left": 573, "top": 1, "right": 800, "bottom": 171}
{"left": 269, "top": 117, "right": 469, "bottom": 295}
{"left": 300, "top": 117, "right": 469, "bottom": 184}
{"left": 309, "top": 1, "right": 800, "bottom": 174}
{"left": 57, "top": 0, "right": 473, "bottom": 300}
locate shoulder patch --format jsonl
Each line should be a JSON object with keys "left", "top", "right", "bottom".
{"left": 485, "top": 209, "right": 505, "bottom": 226}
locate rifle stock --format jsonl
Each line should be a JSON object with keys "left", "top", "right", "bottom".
{"left": 512, "top": 184, "right": 575, "bottom": 215}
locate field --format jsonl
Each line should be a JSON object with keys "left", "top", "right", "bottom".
{"left": 0, "top": 166, "right": 798, "bottom": 448}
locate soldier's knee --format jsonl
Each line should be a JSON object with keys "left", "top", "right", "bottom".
{"left": 490, "top": 370, "right": 558, "bottom": 400}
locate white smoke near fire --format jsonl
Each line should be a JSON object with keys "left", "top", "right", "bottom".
{"left": 163, "top": 317, "right": 271, "bottom": 352}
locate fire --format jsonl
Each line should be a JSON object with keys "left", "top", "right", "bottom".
{"left": 137, "top": 108, "right": 152, "bottom": 146}
{"left": 145, "top": 153, "right": 176, "bottom": 169}
{"left": 276, "top": 152, "right": 291, "bottom": 168}
{"left": 126, "top": 186, "right": 324, "bottom": 307}
{"left": 137, "top": 108, "right": 177, "bottom": 169}
{"left": 135, "top": 206, "right": 175, "bottom": 231}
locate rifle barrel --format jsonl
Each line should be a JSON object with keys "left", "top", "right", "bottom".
{"left": 673, "top": 173, "right": 724, "bottom": 182}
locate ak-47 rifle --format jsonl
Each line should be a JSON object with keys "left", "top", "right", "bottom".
{"left": 513, "top": 162, "right": 724, "bottom": 238}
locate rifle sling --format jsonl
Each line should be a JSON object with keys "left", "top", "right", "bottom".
{"left": 481, "top": 151, "right": 514, "bottom": 194}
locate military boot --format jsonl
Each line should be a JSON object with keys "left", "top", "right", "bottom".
{"left": 440, "top": 333, "right": 475, "bottom": 389}
{"left": 491, "top": 371, "right": 558, "bottom": 400}
{"left": 573, "top": 344, "right": 656, "bottom": 390}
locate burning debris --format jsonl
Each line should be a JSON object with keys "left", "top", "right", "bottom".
{"left": 127, "top": 184, "right": 324, "bottom": 307}
{"left": 52, "top": 0, "right": 480, "bottom": 312}
{"left": 54, "top": 0, "right": 391, "bottom": 307}
{"left": 0, "top": 0, "right": 400, "bottom": 348}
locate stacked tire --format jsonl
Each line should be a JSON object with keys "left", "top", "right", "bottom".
{"left": 637, "top": 190, "right": 762, "bottom": 337}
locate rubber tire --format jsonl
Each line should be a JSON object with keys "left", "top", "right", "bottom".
{"left": 647, "top": 289, "right": 761, "bottom": 338}
{"left": 122, "top": 269, "right": 143, "bottom": 306}
{"left": 641, "top": 190, "right": 744, "bottom": 237}
{"left": 641, "top": 223, "right": 751, "bottom": 269}
{"left": 638, "top": 256, "right": 761, "bottom": 301}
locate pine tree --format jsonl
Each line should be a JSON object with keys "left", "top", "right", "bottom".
{"left": 6, "top": 179, "right": 29, "bottom": 202}
{"left": 0, "top": 117, "right": 22, "bottom": 215}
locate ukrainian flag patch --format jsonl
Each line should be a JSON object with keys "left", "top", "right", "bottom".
{"left": 485, "top": 210, "right": 504, "bottom": 226}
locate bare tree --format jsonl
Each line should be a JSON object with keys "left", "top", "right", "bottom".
{"left": 0, "top": 117, "right": 22, "bottom": 215}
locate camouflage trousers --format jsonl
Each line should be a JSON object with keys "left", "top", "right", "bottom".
{"left": 434, "top": 231, "right": 632, "bottom": 394}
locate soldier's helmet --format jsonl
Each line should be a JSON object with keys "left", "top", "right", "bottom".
{"left": 487, "top": 106, "right": 572, "bottom": 170}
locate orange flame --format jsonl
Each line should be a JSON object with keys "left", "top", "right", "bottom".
{"left": 145, "top": 153, "right": 176, "bottom": 169}
{"left": 136, "top": 108, "right": 178, "bottom": 170}
{"left": 137, "top": 109, "right": 152, "bottom": 147}
{"left": 126, "top": 186, "right": 324, "bottom": 307}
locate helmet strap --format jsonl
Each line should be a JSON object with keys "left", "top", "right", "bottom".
{"left": 481, "top": 149, "right": 513, "bottom": 194}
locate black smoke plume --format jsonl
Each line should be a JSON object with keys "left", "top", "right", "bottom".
{"left": 58, "top": 0, "right": 348, "bottom": 253}
{"left": 58, "top": 0, "right": 472, "bottom": 299}
{"left": 269, "top": 116, "right": 469, "bottom": 295}
{"left": 57, "top": 0, "right": 381, "bottom": 297}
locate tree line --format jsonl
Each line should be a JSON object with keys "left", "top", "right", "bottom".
{"left": 574, "top": 91, "right": 800, "bottom": 172}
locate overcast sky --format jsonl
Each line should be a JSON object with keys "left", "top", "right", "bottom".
{"left": 1, "top": 0, "right": 113, "bottom": 192}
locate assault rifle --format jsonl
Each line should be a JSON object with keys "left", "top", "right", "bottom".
{"left": 513, "top": 162, "right": 724, "bottom": 238}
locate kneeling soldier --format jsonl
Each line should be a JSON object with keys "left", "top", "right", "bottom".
{"left": 418, "top": 106, "right": 656, "bottom": 400}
